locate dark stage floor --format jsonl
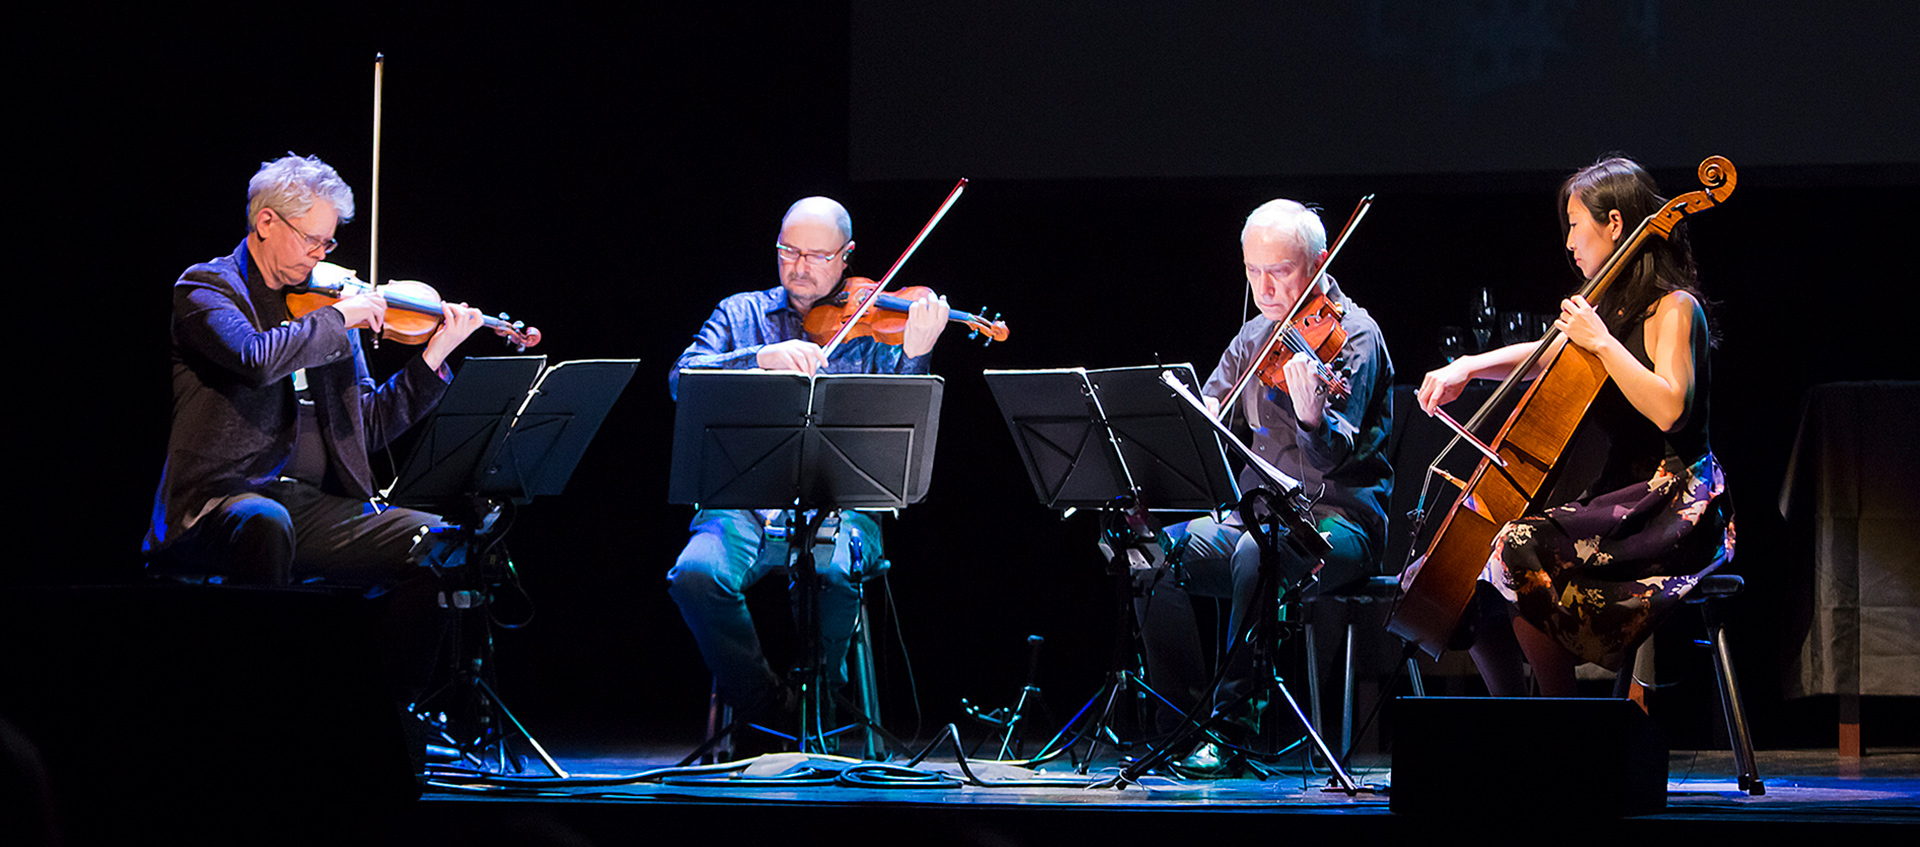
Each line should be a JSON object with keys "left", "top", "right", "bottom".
{"left": 403, "top": 733, "right": 1920, "bottom": 843}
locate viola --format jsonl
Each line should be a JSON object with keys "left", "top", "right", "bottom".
{"left": 1247, "top": 287, "right": 1351, "bottom": 399}
{"left": 1216, "top": 195, "right": 1373, "bottom": 417}
{"left": 286, "top": 262, "right": 542, "bottom": 350}
{"left": 804, "top": 276, "right": 1010, "bottom": 347}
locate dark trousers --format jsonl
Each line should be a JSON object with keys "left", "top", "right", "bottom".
{"left": 154, "top": 480, "right": 452, "bottom": 704}
{"left": 158, "top": 479, "right": 447, "bottom": 585}
{"left": 1135, "top": 514, "right": 1374, "bottom": 732}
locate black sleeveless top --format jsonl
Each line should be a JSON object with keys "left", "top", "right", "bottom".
{"left": 1554, "top": 293, "right": 1712, "bottom": 502}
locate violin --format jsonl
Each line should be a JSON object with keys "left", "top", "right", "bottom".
{"left": 286, "top": 262, "right": 542, "bottom": 350}
{"left": 804, "top": 276, "right": 1010, "bottom": 347}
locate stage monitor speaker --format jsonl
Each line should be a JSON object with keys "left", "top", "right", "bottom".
{"left": 0, "top": 584, "right": 421, "bottom": 822}
{"left": 1391, "top": 696, "right": 1667, "bottom": 817}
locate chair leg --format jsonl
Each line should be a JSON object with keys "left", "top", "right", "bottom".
{"left": 1305, "top": 618, "right": 1325, "bottom": 742}
{"left": 851, "top": 597, "right": 884, "bottom": 758}
{"left": 1707, "top": 617, "right": 1764, "bottom": 795}
{"left": 702, "top": 678, "right": 733, "bottom": 764}
{"left": 1612, "top": 651, "right": 1635, "bottom": 699}
{"left": 1341, "top": 621, "right": 1358, "bottom": 757}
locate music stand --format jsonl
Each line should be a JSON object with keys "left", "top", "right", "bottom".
{"left": 986, "top": 365, "right": 1239, "bottom": 512}
{"left": 669, "top": 369, "right": 943, "bottom": 755}
{"left": 983, "top": 364, "right": 1240, "bottom": 769}
{"left": 390, "top": 357, "right": 641, "bottom": 507}
{"left": 1099, "top": 371, "right": 1359, "bottom": 792}
{"left": 389, "top": 355, "right": 639, "bottom": 777}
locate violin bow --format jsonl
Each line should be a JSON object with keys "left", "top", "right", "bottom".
{"left": 1215, "top": 194, "right": 1373, "bottom": 421}
{"left": 370, "top": 53, "right": 384, "bottom": 292}
{"left": 817, "top": 178, "right": 969, "bottom": 359}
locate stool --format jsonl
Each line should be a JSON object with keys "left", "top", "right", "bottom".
{"left": 1303, "top": 575, "right": 1425, "bottom": 758}
{"left": 701, "top": 581, "right": 887, "bottom": 760}
{"left": 699, "top": 514, "right": 893, "bottom": 763}
{"left": 1612, "top": 573, "right": 1763, "bottom": 795}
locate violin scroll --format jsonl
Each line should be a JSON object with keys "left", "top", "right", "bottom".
{"left": 491, "top": 311, "right": 542, "bottom": 351}
{"left": 963, "top": 305, "right": 1010, "bottom": 345}
{"left": 804, "top": 277, "right": 1010, "bottom": 347}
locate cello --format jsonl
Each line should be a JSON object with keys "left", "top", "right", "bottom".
{"left": 1385, "top": 155, "right": 1737, "bottom": 659}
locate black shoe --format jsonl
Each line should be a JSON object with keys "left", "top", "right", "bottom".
{"left": 1211, "top": 698, "right": 1265, "bottom": 748}
{"left": 1168, "top": 742, "right": 1241, "bottom": 779}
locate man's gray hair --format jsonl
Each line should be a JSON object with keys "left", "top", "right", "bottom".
{"left": 781, "top": 196, "right": 852, "bottom": 243}
{"left": 1240, "top": 199, "right": 1326, "bottom": 258}
{"left": 246, "top": 153, "right": 355, "bottom": 231}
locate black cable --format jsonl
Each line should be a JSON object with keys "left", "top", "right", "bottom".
{"left": 485, "top": 501, "right": 536, "bottom": 631}
{"left": 904, "top": 723, "right": 1105, "bottom": 788}
{"left": 880, "top": 572, "right": 925, "bottom": 743}
{"left": 837, "top": 763, "right": 963, "bottom": 789}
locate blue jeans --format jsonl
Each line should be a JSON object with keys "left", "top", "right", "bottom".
{"left": 667, "top": 509, "right": 880, "bottom": 723}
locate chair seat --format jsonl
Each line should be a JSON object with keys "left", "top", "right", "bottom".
{"left": 1692, "top": 573, "right": 1744, "bottom": 600}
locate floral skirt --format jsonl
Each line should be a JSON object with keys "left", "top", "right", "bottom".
{"left": 1482, "top": 452, "right": 1735, "bottom": 670}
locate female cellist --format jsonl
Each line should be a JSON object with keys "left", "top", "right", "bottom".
{"left": 1415, "top": 156, "right": 1735, "bottom": 697}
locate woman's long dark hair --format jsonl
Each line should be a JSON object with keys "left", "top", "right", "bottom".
{"left": 1557, "top": 155, "right": 1713, "bottom": 344}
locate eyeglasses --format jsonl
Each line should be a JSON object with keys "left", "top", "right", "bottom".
{"left": 271, "top": 208, "right": 339, "bottom": 255}
{"left": 775, "top": 241, "right": 846, "bottom": 267}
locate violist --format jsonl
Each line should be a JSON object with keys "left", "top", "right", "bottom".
{"left": 1134, "top": 199, "right": 1395, "bottom": 775}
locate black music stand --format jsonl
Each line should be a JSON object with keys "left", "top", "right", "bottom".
{"left": 983, "top": 364, "right": 1240, "bottom": 769}
{"left": 987, "top": 365, "right": 1239, "bottom": 513}
{"left": 389, "top": 355, "right": 639, "bottom": 777}
{"left": 669, "top": 369, "right": 943, "bottom": 755}
{"left": 1101, "top": 371, "right": 1359, "bottom": 792}
{"left": 390, "top": 357, "right": 641, "bottom": 507}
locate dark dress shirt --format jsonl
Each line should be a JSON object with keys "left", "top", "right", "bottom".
{"left": 669, "top": 284, "right": 930, "bottom": 399}
{"left": 1201, "top": 277, "right": 1395, "bottom": 561}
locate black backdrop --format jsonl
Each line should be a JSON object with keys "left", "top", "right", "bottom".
{"left": 27, "top": 3, "right": 1917, "bottom": 751}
